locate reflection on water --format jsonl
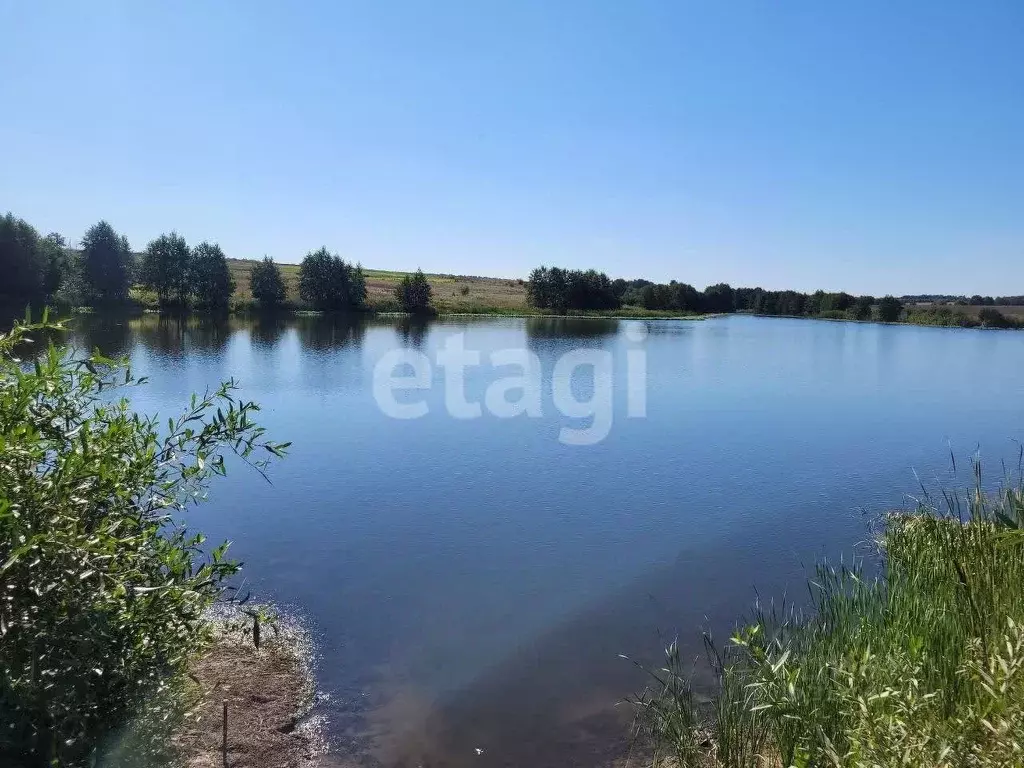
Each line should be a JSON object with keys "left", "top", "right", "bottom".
{"left": 250, "top": 312, "right": 288, "bottom": 349}
{"left": 293, "top": 313, "right": 368, "bottom": 351}
{"left": 73, "top": 312, "right": 135, "bottom": 359}
{"left": 395, "top": 316, "right": 430, "bottom": 349}
{"left": 72, "top": 312, "right": 237, "bottom": 359}
{"left": 56, "top": 312, "right": 1024, "bottom": 767}
{"left": 524, "top": 316, "right": 620, "bottom": 339}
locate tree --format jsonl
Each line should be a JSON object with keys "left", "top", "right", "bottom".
{"left": 702, "top": 283, "right": 735, "bottom": 313}
{"left": 734, "top": 287, "right": 761, "bottom": 312}
{"left": 81, "top": 221, "right": 132, "bottom": 302}
{"left": 805, "top": 290, "right": 826, "bottom": 316}
{"left": 525, "top": 265, "right": 619, "bottom": 311}
{"left": 878, "top": 295, "right": 903, "bottom": 322}
{"left": 526, "top": 266, "right": 554, "bottom": 308}
{"left": 140, "top": 232, "right": 191, "bottom": 306}
{"left": 776, "top": 290, "right": 807, "bottom": 316}
{"left": 670, "top": 282, "right": 703, "bottom": 312}
{"left": 853, "top": 295, "right": 875, "bottom": 321}
{"left": 190, "top": 241, "right": 235, "bottom": 308}
{"left": 395, "top": 269, "right": 433, "bottom": 314}
{"left": 820, "top": 292, "right": 855, "bottom": 313}
{"left": 0, "top": 213, "right": 47, "bottom": 299}
{"left": 298, "top": 247, "right": 366, "bottom": 310}
{"left": 0, "top": 316, "right": 288, "bottom": 764}
{"left": 250, "top": 256, "right": 286, "bottom": 310}
{"left": 40, "top": 233, "right": 70, "bottom": 297}
{"left": 639, "top": 283, "right": 672, "bottom": 310}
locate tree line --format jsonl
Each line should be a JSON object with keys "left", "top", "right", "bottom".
{"left": 902, "top": 293, "right": 1024, "bottom": 306}
{"left": 525, "top": 265, "right": 909, "bottom": 321}
{"left": 1, "top": 211, "right": 434, "bottom": 314}
{"left": 1, "top": 213, "right": 236, "bottom": 308}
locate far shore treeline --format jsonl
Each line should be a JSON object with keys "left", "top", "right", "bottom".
{"left": 524, "top": 265, "right": 1024, "bottom": 327}
{"left": 2, "top": 211, "right": 1022, "bottom": 327}
{"left": 0, "top": 213, "right": 433, "bottom": 314}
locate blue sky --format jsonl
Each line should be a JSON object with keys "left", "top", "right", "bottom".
{"left": 2, "top": 1, "right": 1021, "bottom": 295}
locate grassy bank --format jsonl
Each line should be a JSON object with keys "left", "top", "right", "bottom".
{"left": 634, "top": 465, "right": 1024, "bottom": 766}
{"left": 202, "top": 259, "right": 704, "bottom": 318}
{"left": 747, "top": 306, "right": 1024, "bottom": 330}
{"left": 125, "top": 259, "right": 706, "bottom": 319}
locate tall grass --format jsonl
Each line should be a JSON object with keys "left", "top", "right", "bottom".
{"left": 634, "top": 458, "right": 1024, "bottom": 766}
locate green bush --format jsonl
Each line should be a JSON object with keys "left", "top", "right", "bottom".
{"left": 395, "top": 269, "right": 434, "bottom": 314}
{"left": 0, "top": 314, "right": 288, "bottom": 766}
{"left": 978, "top": 308, "right": 1018, "bottom": 329}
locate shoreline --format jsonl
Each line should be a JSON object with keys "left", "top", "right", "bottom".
{"left": 66, "top": 303, "right": 1024, "bottom": 330}
{"left": 172, "top": 606, "right": 325, "bottom": 768}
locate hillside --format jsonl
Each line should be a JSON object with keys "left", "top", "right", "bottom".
{"left": 226, "top": 258, "right": 528, "bottom": 313}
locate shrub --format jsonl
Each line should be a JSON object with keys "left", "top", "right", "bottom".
{"left": 0, "top": 315, "right": 288, "bottom": 765}
{"left": 395, "top": 269, "right": 433, "bottom": 314}
{"left": 979, "top": 307, "right": 1015, "bottom": 329}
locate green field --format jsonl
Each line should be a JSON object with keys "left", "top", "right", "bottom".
{"left": 223, "top": 258, "right": 698, "bottom": 317}
{"left": 227, "top": 258, "right": 528, "bottom": 312}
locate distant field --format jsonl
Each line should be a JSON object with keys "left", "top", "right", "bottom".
{"left": 914, "top": 302, "right": 1024, "bottom": 320}
{"left": 965, "top": 304, "right": 1024, "bottom": 319}
{"left": 227, "top": 258, "right": 529, "bottom": 312}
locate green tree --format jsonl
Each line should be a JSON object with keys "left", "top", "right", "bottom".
{"left": 81, "top": 221, "right": 132, "bottom": 302}
{"left": 526, "top": 266, "right": 553, "bottom": 308}
{"left": 0, "top": 213, "right": 47, "bottom": 299}
{"left": 40, "top": 232, "right": 71, "bottom": 297}
{"left": 298, "top": 247, "right": 366, "bottom": 310}
{"left": 878, "top": 295, "right": 903, "bottom": 322}
{"left": 805, "top": 290, "right": 826, "bottom": 315}
{"left": 853, "top": 295, "right": 875, "bottom": 321}
{"left": 395, "top": 269, "right": 433, "bottom": 313}
{"left": 0, "top": 315, "right": 289, "bottom": 765}
{"left": 525, "top": 266, "right": 619, "bottom": 311}
{"left": 702, "top": 283, "right": 735, "bottom": 313}
{"left": 139, "top": 232, "right": 191, "bottom": 306}
{"left": 250, "top": 256, "right": 286, "bottom": 310}
{"left": 670, "top": 282, "right": 703, "bottom": 312}
{"left": 190, "top": 242, "right": 235, "bottom": 308}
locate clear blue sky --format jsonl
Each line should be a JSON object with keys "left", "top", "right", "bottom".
{"left": 2, "top": 1, "right": 1021, "bottom": 295}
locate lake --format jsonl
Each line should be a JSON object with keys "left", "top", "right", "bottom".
{"left": 70, "top": 311, "right": 1024, "bottom": 768}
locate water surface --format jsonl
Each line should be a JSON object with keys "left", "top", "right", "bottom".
{"left": 71, "top": 312, "right": 1024, "bottom": 767}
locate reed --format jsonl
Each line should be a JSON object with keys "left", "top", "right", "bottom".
{"left": 635, "top": 456, "right": 1024, "bottom": 766}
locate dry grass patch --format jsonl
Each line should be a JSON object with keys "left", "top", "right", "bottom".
{"left": 174, "top": 609, "right": 324, "bottom": 768}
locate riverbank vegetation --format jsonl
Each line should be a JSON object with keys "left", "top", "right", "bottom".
{"left": 395, "top": 268, "right": 434, "bottom": 314}
{"left": 524, "top": 267, "right": 1024, "bottom": 328}
{"left": 0, "top": 315, "right": 289, "bottom": 766}
{"left": 634, "top": 465, "right": 1024, "bottom": 766}
{"left": 3, "top": 210, "right": 1023, "bottom": 326}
